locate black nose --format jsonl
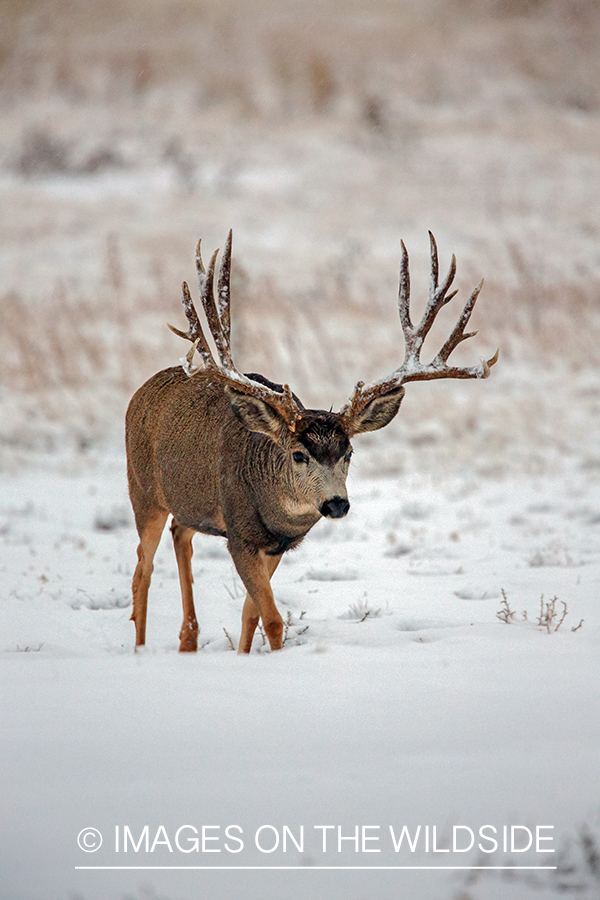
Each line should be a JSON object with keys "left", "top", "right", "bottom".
{"left": 320, "top": 496, "right": 350, "bottom": 519}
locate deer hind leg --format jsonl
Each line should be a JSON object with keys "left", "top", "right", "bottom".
{"left": 171, "top": 519, "right": 199, "bottom": 652}
{"left": 234, "top": 550, "right": 283, "bottom": 654}
{"left": 131, "top": 509, "right": 169, "bottom": 648}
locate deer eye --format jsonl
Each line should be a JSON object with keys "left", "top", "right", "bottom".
{"left": 292, "top": 451, "right": 309, "bottom": 464}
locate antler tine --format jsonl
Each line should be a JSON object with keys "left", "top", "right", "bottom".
{"left": 198, "top": 248, "right": 234, "bottom": 371}
{"left": 217, "top": 228, "right": 232, "bottom": 343}
{"left": 438, "top": 253, "right": 457, "bottom": 303}
{"left": 429, "top": 230, "right": 439, "bottom": 292}
{"left": 181, "top": 279, "right": 203, "bottom": 342}
{"left": 167, "top": 281, "right": 215, "bottom": 369}
{"left": 180, "top": 281, "right": 214, "bottom": 366}
{"left": 482, "top": 347, "right": 500, "bottom": 376}
{"left": 414, "top": 242, "right": 458, "bottom": 348}
{"left": 397, "top": 240, "right": 412, "bottom": 336}
{"left": 436, "top": 278, "right": 484, "bottom": 364}
{"left": 195, "top": 238, "right": 205, "bottom": 275}
{"left": 197, "top": 245, "right": 218, "bottom": 301}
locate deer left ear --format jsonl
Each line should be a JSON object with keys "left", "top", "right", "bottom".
{"left": 226, "top": 387, "right": 292, "bottom": 443}
{"left": 346, "top": 386, "right": 405, "bottom": 436}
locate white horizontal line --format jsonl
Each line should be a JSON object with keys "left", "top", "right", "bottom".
{"left": 75, "top": 865, "right": 558, "bottom": 871}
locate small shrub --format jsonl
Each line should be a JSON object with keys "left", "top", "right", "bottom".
{"left": 497, "top": 589, "right": 583, "bottom": 632}
{"left": 341, "top": 597, "right": 382, "bottom": 621}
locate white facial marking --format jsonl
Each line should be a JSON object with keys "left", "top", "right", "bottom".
{"left": 281, "top": 496, "right": 319, "bottom": 517}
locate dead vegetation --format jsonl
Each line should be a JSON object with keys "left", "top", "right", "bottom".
{"left": 459, "top": 816, "right": 600, "bottom": 897}
{"left": 1, "top": 0, "right": 600, "bottom": 470}
{"left": 3, "top": 0, "right": 600, "bottom": 116}
{"left": 496, "top": 589, "right": 584, "bottom": 632}
{"left": 1, "top": 232, "right": 600, "bottom": 471}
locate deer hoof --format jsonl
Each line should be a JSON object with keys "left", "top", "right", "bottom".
{"left": 179, "top": 633, "right": 198, "bottom": 652}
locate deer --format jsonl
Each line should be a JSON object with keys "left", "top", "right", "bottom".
{"left": 125, "top": 230, "right": 498, "bottom": 653}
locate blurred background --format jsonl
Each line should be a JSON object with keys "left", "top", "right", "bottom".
{"left": 1, "top": 0, "right": 599, "bottom": 475}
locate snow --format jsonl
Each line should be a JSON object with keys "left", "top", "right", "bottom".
{"left": 1, "top": 446, "right": 599, "bottom": 900}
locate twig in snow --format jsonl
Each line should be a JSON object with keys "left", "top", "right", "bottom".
{"left": 554, "top": 600, "right": 569, "bottom": 632}
{"left": 222, "top": 627, "right": 236, "bottom": 651}
{"left": 282, "top": 610, "right": 293, "bottom": 646}
{"left": 15, "top": 643, "right": 44, "bottom": 652}
{"left": 537, "top": 595, "right": 558, "bottom": 632}
{"left": 496, "top": 588, "right": 517, "bottom": 624}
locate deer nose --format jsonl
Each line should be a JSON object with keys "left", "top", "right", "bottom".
{"left": 320, "top": 496, "right": 350, "bottom": 519}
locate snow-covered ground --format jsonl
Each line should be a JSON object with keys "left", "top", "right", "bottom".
{"left": 1, "top": 442, "right": 599, "bottom": 900}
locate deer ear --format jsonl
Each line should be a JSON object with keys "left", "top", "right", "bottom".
{"left": 227, "top": 388, "right": 290, "bottom": 441}
{"left": 346, "top": 386, "right": 405, "bottom": 436}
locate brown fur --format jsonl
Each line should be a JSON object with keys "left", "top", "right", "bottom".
{"left": 126, "top": 365, "right": 403, "bottom": 652}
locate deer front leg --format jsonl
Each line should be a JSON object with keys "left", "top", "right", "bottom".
{"left": 171, "top": 519, "right": 199, "bottom": 652}
{"left": 238, "top": 594, "right": 260, "bottom": 655}
{"left": 131, "top": 509, "right": 169, "bottom": 648}
{"left": 238, "top": 553, "right": 282, "bottom": 654}
{"left": 230, "top": 545, "right": 284, "bottom": 652}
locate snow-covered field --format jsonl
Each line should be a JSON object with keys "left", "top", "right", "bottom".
{"left": 1, "top": 439, "right": 600, "bottom": 900}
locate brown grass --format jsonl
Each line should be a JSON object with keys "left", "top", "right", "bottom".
{"left": 5, "top": 235, "right": 598, "bottom": 395}
{"left": 1, "top": 0, "right": 599, "bottom": 470}
{"left": 1, "top": 239, "right": 599, "bottom": 472}
{"left": 2, "top": 0, "right": 600, "bottom": 116}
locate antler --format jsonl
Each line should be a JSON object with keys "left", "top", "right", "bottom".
{"left": 340, "top": 232, "right": 498, "bottom": 428}
{"left": 168, "top": 231, "right": 302, "bottom": 430}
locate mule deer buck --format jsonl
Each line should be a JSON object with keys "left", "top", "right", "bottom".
{"left": 126, "top": 231, "right": 497, "bottom": 653}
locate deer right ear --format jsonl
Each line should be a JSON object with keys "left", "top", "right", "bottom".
{"left": 227, "top": 388, "right": 289, "bottom": 442}
{"left": 345, "top": 385, "right": 405, "bottom": 436}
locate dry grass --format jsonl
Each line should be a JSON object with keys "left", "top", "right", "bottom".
{"left": 1, "top": 236, "right": 599, "bottom": 474}
{"left": 1, "top": 0, "right": 599, "bottom": 470}
{"left": 4, "top": 233, "right": 599, "bottom": 396}
{"left": 3, "top": 0, "right": 600, "bottom": 116}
